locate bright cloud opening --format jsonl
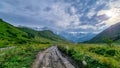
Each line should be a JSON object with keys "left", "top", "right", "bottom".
{"left": 106, "top": 10, "right": 115, "bottom": 18}
{"left": 98, "top": 8, "right": 120, "bottom": 26}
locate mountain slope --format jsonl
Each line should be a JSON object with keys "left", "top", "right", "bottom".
{"left": 88, "top": 22, "right": 120, "bottom": 43}
{"left": 0, "top": 19, "right": 29, "bottom": 46}
{"left": 0, "top": 19, "right": 69, "bottom": 47}
{"left": 18, "top": 27, "right": 68, "bottom": 43}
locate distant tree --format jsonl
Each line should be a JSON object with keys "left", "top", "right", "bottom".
{"left": 0, "top": 19, "right": 3, "bottom": 21}
{"left": 116, "top": 32, "right": 120, "bottom": 40}
{"left": 104, "top": 37, "right": 113, "bottom": 47}
{"left": 0, "top": 19, "right": 4, "bottom": 23}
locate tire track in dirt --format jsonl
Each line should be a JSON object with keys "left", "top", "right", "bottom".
{"left": 32, "top": 46, "right": 78, "bottom": 68}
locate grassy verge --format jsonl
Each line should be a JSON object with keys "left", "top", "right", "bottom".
{"left": 0, "top": 44, "right": 51, "bottom": 68}
{"left": 58, "top": 44, "right": 120, "bottom": 68}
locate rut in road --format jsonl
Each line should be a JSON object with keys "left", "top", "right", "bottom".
{"left": 32, "top": 46, "right": 81, "bottom": 68}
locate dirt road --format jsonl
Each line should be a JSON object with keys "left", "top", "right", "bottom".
{"left": 32, "top": 46, "right": 80, "bottom": 68}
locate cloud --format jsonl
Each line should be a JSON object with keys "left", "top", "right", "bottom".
{"left": 74, "top": 25, "right": 97, "bottom": 30}
{"left": 69, "top": 32, "right": 88, "bottom": 35}
{"left": 97, "top": 0, "right": 120, "bottom": 26}
{"left": 0, "top": 0, "right": 120, "bottom": 37}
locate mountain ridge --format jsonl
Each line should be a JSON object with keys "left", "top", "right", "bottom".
{"left": 87, "top": 22, "right": 120, "bottom": 43}
{"left": 0, "top": 19, "right": 69, "bottom": 47}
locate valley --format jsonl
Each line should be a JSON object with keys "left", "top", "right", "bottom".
{"left": 0, "top": 19, "right": 120, "bottom": 68}
{"left": 1, "top": 0, "right": 120, "bottom": 68}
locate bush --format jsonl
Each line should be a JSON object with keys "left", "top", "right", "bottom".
{"left": 58, "top": 44, "right": 120, "bottom": 68}
{"left": 89, "top": 47, "right": 106, "bottom": 55}
{"left": 106, "top": 49, "right": 118, "bottom": 56}
{"left": 104, "top": 37, "right": 113, "bottom": 47}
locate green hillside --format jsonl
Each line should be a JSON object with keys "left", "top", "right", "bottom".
{"left": 18, "top": 27, "right": 68, "bottom": 43}
{"left": 0, "top": 19, "right": 68, "bottom": 47}
{"left": 87, "top": 22, "right": 120, "bottom": 43}
{"left": 0, "top": 19, "right": 29, "bottom": 47}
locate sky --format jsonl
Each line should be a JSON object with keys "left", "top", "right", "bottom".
{"left": 0, "top": 0, "right": 120, "bottom": 35}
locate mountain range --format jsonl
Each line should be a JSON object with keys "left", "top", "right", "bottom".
{"left": 1, "top": 18, "right": 120, "bottom": 44}
{"left": 59, "top": 32, "right": 96, "bottom": 42}
{"left": 0, "top": 19, "right": 68, "bottom": 47}
{"left": 32, "top": 27, "right": 97, "bottom": 42}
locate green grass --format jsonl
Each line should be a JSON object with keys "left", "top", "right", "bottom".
{"left": 58, "top": 44, "right": 120, "bottom": 68}
{"left": 0, "top": 19, "right": 29, "bottom": 47}
{"left": 0, "top": 44, "right": 51, "bottom": 68}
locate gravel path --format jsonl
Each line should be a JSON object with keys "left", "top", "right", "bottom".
{"left": 32, "top": 46, "right": 78, "bottom": 68}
